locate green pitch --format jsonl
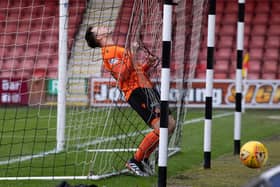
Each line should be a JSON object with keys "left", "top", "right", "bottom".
{"left": 0, "top": 108, "right": 280, "bottom": 187}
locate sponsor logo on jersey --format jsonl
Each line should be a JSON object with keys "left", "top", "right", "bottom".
{"left": 109, "top": 58, "right": 118, "bottom": 65}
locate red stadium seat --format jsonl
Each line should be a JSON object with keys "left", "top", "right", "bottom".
{"left": 216, "top": 48, "right": 233, "bottom": 60}
{"left": 216, "top": 2, "right": 224, "bottom": 14}
{"left": 35, "top": 58, "right": 50, "bottom": 69}
{"left": 15, "top": 34, "right": 28, "bottom": 46}
{"left": 270, "top": 13, "right": 280, "bottom": 25}
{"left": 0, "top": 0, "right": 85, "bottom": 79}
{"left": 0, "top": 34, "right": 14, "bottom": 45}
{"left": 14, "top": 70, "right": 32, "bottom": 78}
{"left": 24, "top": 46, "right": 39, "bottom": 58}
{"left": 214, "top": 72, "right": 228, "bottom": 79}
{"left": 220, "top": 24, "right": 236, "bottom": 36}
{"left": 215, "top": 13, "right": 223, "bottom": 26}
{"left": 263, "top": 49, "right": 279, "bottom": 60}
{"left": 244, "top": 25, "right": 252, "bottom": 37}
{"left": 252, "top": 13, "right": 269, "bottom": 24}
{"left": 41, "top": 16, "right": 56, "bottom": 28}
{"left": 31, "top": 21, "right": 47, "bottom": 32}
{"left": 267, "top": 25, "right": 280, "bottom": 36}
{"left": 68, "top": 28, "right": 77, "bottom": 39}
{"left": 0, "top": 0, "right": 8, "bottom": 8}
{"left": 245, "top": 2, "right": 255, "bottom": 13}
{"left": 2, "top": 59, "right": 19, "bottom": 70}
{"left": 195, "top": 62, "right": 206, "bottom": 80}
{"left": 229, "top": 72, "right": 237, "bottom": 79}
{"left": 7, "top": 8, "right": 22, "bottom": 21}
{"left": 223, "top": 13, "right": 237, "bottom": 25}
{"left": 263, "top": 60, "right": 278, "bottom": 73}
{"left": 0, "top": 13, "right": 5, "bottom": 25}
{"left": 69, "top": 6, "right": 85, "bottom": 15}
{"left": 4, "top": 21, "right": 18, "bottom": 32}
{"left": 199, "top": 48, "right": 207, "bottom": 61}
{"left": 44, "top": 0, "right": 58, "bottom": 6}
{"left": 18, "top": 60, "right": 34, "bottom": 79}
{"left": 18, "top": 20, "right": 32, "bottom": 31}
{"left": 214, "top": 59, "right": 229, "bottom": 72}
{"left": 244, "top": 13, "right": 253, "bottom": 25}
{"left": 217, "top": 36, "right": 234, "bottom": 49}
{"left": 255, "top": 1, "right": 270, "bottom": 13}
{"left": 7, "top": 47, "right": 25, "bottom": 58}
{"left": 69, "top": 16, "right": 81, "bottom": 27}
{"left": 247, "top": 59, "right": 261, "bottom": 73}
{"left": 224, "top": 2, "right": 238, "bottom": 13}
{"left": 196, "top": 0, "right": 279, "bottom": 81}
{"left": 47, "top": 70, "right": 58, "bottom": 79}
{"left": 43, "top": 33, "right": 59, "bottom": 44}
{"left": 249, "top": 48, "right": 264, "bottom": 60}
{"left": 48, "top": 61, "right": 58, "bottom": 70}
{"left": 39, "top": 44, "right": 57, "bottom": 56}
{"left": 271, "top": 1, "right": 280, "bottom": 13}
{"left": 247, "top": 72, "right": 260, "bottom": 80}
{"left": 31, "top": 7, "right": 45, "bottom": 19}
{"left": 0, "top": 71, "right": 16, "bottom": 78}
{"left": 195, "top": 72, "right": 206, "bottom": 79}
{"left": 18, "top": 59, "right": 34, "bottom": 70}
{"left": 251, "top": 25, "right": 267, "bottom": 36}
{"left": 0, "top": 47, "right": 8, "bottom": 58}
{"left": 266, "top": 36, "right": 280, "bottom": 47}
{"left": 243, "top": 35, "right": 250, "bottom": 49}
{"left": 262, "top": 73, "right": 277, "bottom": 80}
{"left": 28, "top": 34, "right": 43, "bottom": 45}
{"left": 0, "top": 47, "right": 4, "bottom": 58}
{"left": 249, "top": 36, "right": 265, "bottom": 47}
{"left": 23, "top": 0, "right": 44, "bottom": 6}
{"left": 200, "top": 36, "right": 207, "bottom": 50}
{"left": 33, "top": 62, "right": 48, "bottom": 78}
{"left": 43, "top": 6, "right": 58, "bottom": 16}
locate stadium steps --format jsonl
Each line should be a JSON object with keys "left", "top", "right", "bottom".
{"left": 65, "top": 1, "right": 123, "bottom": 105}
{"left": 68, "top": 1, "right": 123, "bottom": 79}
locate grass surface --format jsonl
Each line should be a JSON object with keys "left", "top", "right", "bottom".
{"left": 0, "top": 109, "right": 280, "bottom": 187}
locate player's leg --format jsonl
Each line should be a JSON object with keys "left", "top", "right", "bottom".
{"left": 126, "top": 88, "right": 159, "bottom": 175}
{"left": 126, "top": 88, "right": 176, "bottom": 176}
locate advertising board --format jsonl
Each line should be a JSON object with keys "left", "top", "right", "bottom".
{"left": 90, "top": 78, "right": 280, "bottom": 109}
{"left": 0, "top": 79, "right": 28, "bottom": 105}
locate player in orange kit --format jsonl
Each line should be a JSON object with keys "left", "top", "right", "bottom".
{"left": 85, "top": 26, "right": 176, "bottom": 176}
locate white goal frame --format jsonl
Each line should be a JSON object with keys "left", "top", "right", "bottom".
{"left": 0, "top": 0, "right": 205, "bottom": 180}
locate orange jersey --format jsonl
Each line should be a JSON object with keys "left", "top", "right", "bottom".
{"left": 101, "top": 45, "right": 153, "bottom": 100}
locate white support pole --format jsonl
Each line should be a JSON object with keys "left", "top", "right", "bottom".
{"left": 158, "top": 1, "right": 174, "bottom": 187}
{"left": 57, "top": 0, "right": 68, "bottom": 152}
{"left": 234, "top": 0, "right": 245, "bottom": 155}
{"left": 204, "top": 0, "right": 215, "bottom": 169}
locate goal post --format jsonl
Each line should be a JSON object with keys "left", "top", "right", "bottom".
{"left": 56, "top": 0, "right": 68, "bottom": 152}
{"left": 0, "top": 0, "right": 206, "bottom": 180}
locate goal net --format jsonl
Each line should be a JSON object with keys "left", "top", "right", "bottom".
{"left": 0, "top": 0, "right": 206, "bottom": 180}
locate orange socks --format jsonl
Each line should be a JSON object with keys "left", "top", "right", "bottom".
{"left": 134, "top": 129, "right": 159, "bottom": 162}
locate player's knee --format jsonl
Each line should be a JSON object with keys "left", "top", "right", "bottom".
{"left": 151, "top": 116, "right": 175, "bottom": 134}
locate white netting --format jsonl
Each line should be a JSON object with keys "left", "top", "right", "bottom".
{"left": 0, "top": 0, "right": 205, "bottom": 180}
